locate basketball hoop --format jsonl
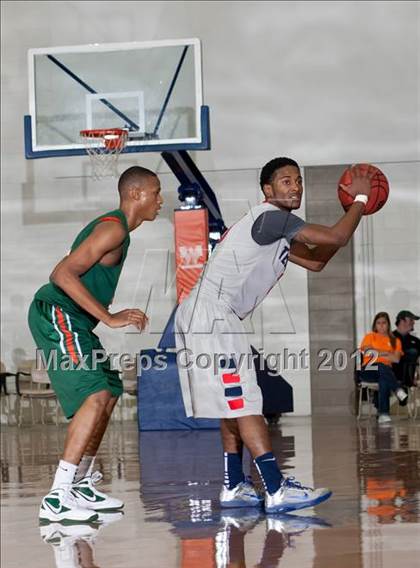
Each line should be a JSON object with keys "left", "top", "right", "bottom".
{"left": 80, "top": 128, "right": 128, "bottom": 179}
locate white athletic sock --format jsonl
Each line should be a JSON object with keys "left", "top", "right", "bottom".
{"left": 74, "top": 455, "right": 95, "bottom": 482}
{"left": 51, "top": 460, "right": 77, "bottom": 490}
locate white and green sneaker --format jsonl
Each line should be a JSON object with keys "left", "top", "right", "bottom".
{"left": 39, "top": 487, "right": 98, "bottom": 525}
{"left": 71, "top": 472, "right": 124, "bottom": 511}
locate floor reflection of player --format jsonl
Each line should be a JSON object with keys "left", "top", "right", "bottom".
{"left": 40, "top": 523, "right": 100, "bottom": 568}
{"left": 40, "top": 512, "right": 123, "bottom": 568}
{"left": 217, "top": 512, "right": 329, "bottom": 568}
{"left": 138, "top": 431, "right": 330, "bottom": 568}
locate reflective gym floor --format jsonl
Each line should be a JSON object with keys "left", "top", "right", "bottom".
{"left": 1, "top": 415, "right": 420, "bottom": 568}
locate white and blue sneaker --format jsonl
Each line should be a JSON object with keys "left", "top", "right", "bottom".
{"left": 264, "top": 477, "right": 332, "bottom": 514}
{"left": 220, "top": 479, "right": 264, "bottom": 508}
{"left": 71, "top": 472, "right": 124, "bottom": 511}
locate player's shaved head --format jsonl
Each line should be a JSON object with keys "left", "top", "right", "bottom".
{"left": 118, "top": 166, "right": 157, "bottom": 196}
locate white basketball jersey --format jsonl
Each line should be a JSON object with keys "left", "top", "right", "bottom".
{"left": 196, "top": 202, "right": 305, "bottom": 319}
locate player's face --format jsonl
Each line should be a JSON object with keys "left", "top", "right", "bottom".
{"left": 138, "top": 177, "right": 163, "bottom": 221}
{"left": 264, "top": 166, "right": 303, "bottom": 210}
{"left": 375, "top": 317, "right": 389, "bottom": 334}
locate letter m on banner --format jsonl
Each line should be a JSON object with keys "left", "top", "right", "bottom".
{"left": 174, "top": 208, "right": 209, "bottom": 303}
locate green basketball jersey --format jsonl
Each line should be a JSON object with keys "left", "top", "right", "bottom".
{"left": 34, "top": 209, "right": 130, "bottom": 328}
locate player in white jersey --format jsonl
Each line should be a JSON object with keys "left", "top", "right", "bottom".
{"left": 175, "top": 157, "right": 374, "bottom": 513}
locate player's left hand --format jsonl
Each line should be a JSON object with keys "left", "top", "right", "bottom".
{"left": 129, "top": 309, "right": 149, "bottom": 331}
{"left": 339, "top": 164, "right": 375, "bottom": 198}
{"left": 106, "top": 308, "right": 149, "bottom": 331}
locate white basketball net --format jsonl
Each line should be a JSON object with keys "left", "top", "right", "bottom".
{"left": 80, "top": 129, "right": 128, "bottom": 180}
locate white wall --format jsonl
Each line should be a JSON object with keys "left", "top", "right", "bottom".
{"left": 1, "top": 1, "right": 419, "bottom": 417}
{"left": 2, "top": 1, "right": 419, "bottom": 177}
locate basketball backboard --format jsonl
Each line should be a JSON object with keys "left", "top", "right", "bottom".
{"left": 25, "top": 38, "right": 210, "bottom": 158}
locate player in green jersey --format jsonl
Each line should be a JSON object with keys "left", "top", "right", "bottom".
{"left": 28, "top": 166, "right": 163, "bottom": 524}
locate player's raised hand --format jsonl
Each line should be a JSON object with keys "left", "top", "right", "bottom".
{"left": 339, "top": 165, "right": 375, "bottom": 198}
{"left": 106, "top": 309, "right": 149, "bottom": 331}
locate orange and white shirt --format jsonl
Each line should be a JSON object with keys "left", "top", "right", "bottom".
{"left": 360, "top": 332, "right": 403, "bottom": 367}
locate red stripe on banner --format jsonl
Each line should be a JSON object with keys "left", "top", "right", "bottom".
{"left": 228, "top": 399, "right": 244, "bottom": 410}
{"left": 55, "top": 307, "right": 79, "bottom": 364}
{"left": 222, "top": 373, "right": 240, "bottom": 384}
{"left": 99, "top": 216, "right": 122, "bottom": 224}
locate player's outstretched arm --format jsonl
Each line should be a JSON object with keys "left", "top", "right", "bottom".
{"left": 289, "top": 242, "right": 340, "bottom": 272}
{"left": 50, "top": 222, "right": 147, "bottom": 330}
{"left": 289, "top": 165, "right": 374, "bottom": 271}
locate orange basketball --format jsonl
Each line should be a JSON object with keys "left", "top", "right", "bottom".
{"left": 337, "top": 164, "right": 389, "bottom": 215}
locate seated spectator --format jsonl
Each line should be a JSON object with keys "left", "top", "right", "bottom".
{"left": 392, "top": 310, "right": 420, "bottom": 397}
{"left": 359, "top": 312, "right": 408, "bottom": 424}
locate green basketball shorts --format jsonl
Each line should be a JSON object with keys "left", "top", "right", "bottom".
{"left": 28, "top": 299, "right": 123, "bottom": 419}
